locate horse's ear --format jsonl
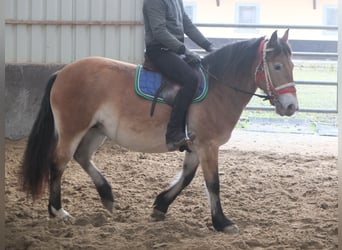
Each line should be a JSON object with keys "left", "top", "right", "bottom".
{"left": 281, "top": 29, "right": 289, "bottom": 42}
{"left": 268, "top": 30, "right": 278, "bottom": 48}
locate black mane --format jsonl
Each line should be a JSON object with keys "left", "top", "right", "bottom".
{"left": 202, "top": 37, "right": 264, "bottom": 83}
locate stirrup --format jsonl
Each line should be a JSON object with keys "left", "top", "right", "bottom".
{"left": 166, "top": 137, "right": 188, "bottom": 151}
{"left": 179, "top": 140, "right": 192, "bottom": 153}
{"left": 166, "top": 121, "right": 196, "bottom": 152}
{"left": 166, "top": 132, "right": 196, "bottom": 152}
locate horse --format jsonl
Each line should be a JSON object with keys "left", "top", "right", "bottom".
{"left": 20, "top": 30, "right": 298, "bottom": 233}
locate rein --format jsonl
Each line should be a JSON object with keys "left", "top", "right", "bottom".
{"left": 200, "top": 64, "right": 272, "bottom": 101}
{"left": 200, "top": 64, "right": 271, "bottom": 101}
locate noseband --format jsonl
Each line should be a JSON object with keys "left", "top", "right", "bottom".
{"left": 254, "top": 39, "right": 296, "bottom": 103}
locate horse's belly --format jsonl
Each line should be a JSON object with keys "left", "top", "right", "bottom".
{"left": 96, "top": 106, "right": 169, "bottom": 153}
{"left": 115, "top": 132, "right": 168, "bottom": 153}
{"left": 109, "top": 122, "right": 168, "bottom": 153}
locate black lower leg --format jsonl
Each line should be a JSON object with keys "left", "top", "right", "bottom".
{"left": 93, "top": 174, "right": 114, "bottom": 212}
{"left": 96, "top": 176, "right": 114, "bottom": 202}
{"left": 48, "top": 163, "right": 62, "bottom": 216}
{"left": 153, "top": 167, "right": 196, "bottom": 214}
{"left": 207, "top": 176, "right": 235, "bottom": 231}
{"left": 211, "top": 201, "right": 235, "bottom": 231}
{"left": 153, "top": 190, "right": 174, "bottom": 214}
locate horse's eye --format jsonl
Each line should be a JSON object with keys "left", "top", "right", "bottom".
{"left": 274, "top": 64, "right": 282, "bottom": 70}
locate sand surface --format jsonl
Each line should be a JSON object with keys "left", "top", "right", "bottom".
{"left": 5, "top": 131, "right": 338, "bottom": 249}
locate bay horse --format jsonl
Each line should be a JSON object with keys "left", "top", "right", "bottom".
{"left": 21, "top": 30, "right": 298, "bottom": 233}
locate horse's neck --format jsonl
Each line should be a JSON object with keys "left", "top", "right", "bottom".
{"left": 209, "top": 78, "right": 256, "bottom": 120}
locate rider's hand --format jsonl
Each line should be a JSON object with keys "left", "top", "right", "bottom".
{"left": 206, "top": 44, "right": 216, "bottom": 52}
{"left": 184, "top": 48, "right": 201, "bottom": 67}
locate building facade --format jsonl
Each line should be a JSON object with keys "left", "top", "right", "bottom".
{"left": 183, "top": 0, "right": 338, "bottom": 40}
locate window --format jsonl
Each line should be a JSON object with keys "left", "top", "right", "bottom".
{"left": 238, "top": 5, "right": 257, "bottom": 24}
{"left": 235, "top": 3, "right": 259, "bottom": 33}
{"left": 184, "top": 2, "right": 196, "bottom": 22}
{"left": 323, "top": 5, "right": 337, "bottom": 35}
{"left": 324, "top": 6, "right": 337, "bottom": 26}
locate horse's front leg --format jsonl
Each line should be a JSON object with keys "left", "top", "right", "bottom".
{"left": 200, "top": 146, "right": 239, "bottom": 233}
{"left": 151, "top": 151, "right": 200, "bottom": 220}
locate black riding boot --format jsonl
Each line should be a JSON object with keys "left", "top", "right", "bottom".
{"left": 166, "top": 85, "right": 195, "bottom": 151}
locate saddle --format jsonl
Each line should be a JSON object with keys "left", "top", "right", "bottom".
{"left": 138, "top": 54, "right": 208, "bottom": 116}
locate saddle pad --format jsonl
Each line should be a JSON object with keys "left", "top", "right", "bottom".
{"left": 134, "top": 65, "right": 208, "bottom": 103}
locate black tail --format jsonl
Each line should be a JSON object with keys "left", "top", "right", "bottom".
{"left": 20, "top": 72, "right": 58, "bottom": 199}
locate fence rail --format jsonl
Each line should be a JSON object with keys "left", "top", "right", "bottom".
{"left": 296, "top": 80, "right": 336, "bottom": 86}
{"left": 246, "top": 106, "right": 337, "bottom": 114}
{"left": 292, "top": 52, "right": 337, "bottom": 60}
{"left": 196, "top": 23, "right": 338, "bottom": 31}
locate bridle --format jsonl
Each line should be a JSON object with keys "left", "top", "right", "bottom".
{"left": 254, "top": 39, "right": 296, "bottom": 104}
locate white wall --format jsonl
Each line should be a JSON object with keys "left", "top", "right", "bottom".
{"left": 5, "top": 0, "right": 144, "bottom": 64}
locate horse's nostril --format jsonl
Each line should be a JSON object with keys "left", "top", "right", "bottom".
{"left": 287, "top": 104, "right": 296, "bottom": 113}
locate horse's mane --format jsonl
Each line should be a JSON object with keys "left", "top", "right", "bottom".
{"left": 202, "top": 37, "right": 264, "bottom": 83}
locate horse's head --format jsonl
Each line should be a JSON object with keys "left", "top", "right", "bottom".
{"left": 255, "top": 29, "right": 298, "bottom": 116}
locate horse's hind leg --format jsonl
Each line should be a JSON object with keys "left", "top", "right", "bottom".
{"left": 74, "top": 127, "right": 114, "bottom": 212}
{"left": 49, "top": 136, "right": 81, "bottom": 220}
{"left": 151, "top": 151, "right": 199, "bottom": 220}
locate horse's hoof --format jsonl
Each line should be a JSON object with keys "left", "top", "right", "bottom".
{"left": 49, "top": 207, "right": 74, "bottom": 223}
{"left": 222, "top": 224, "right": 240, "bottom": 233}
{"left": 62, "top": 214, "right": 75, "bottom": 225}
{"left": 101, "top": 198, "right": 114, "bottom": 213}
{"left": 150, "top": 209, "right": 166, "bottom": 221}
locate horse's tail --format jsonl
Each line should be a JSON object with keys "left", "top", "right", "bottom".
{"left": 20, "top": 72, "right": 58, "bottom": 199}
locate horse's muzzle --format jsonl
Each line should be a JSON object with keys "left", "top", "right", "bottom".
{"left": 275, "top": 93, "right": 299, "bottom": 116}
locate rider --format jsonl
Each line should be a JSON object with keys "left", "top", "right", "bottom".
{"left": 143, "top": 0, "right": 214, "bottom": 151}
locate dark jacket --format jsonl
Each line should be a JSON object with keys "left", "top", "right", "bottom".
{"left": 143, "top": 0, "right": 211, "bottom": 54}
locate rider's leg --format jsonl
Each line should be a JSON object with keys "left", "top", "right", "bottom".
{"left": 146, "top": 47, "right": 198, "bottom": 150}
